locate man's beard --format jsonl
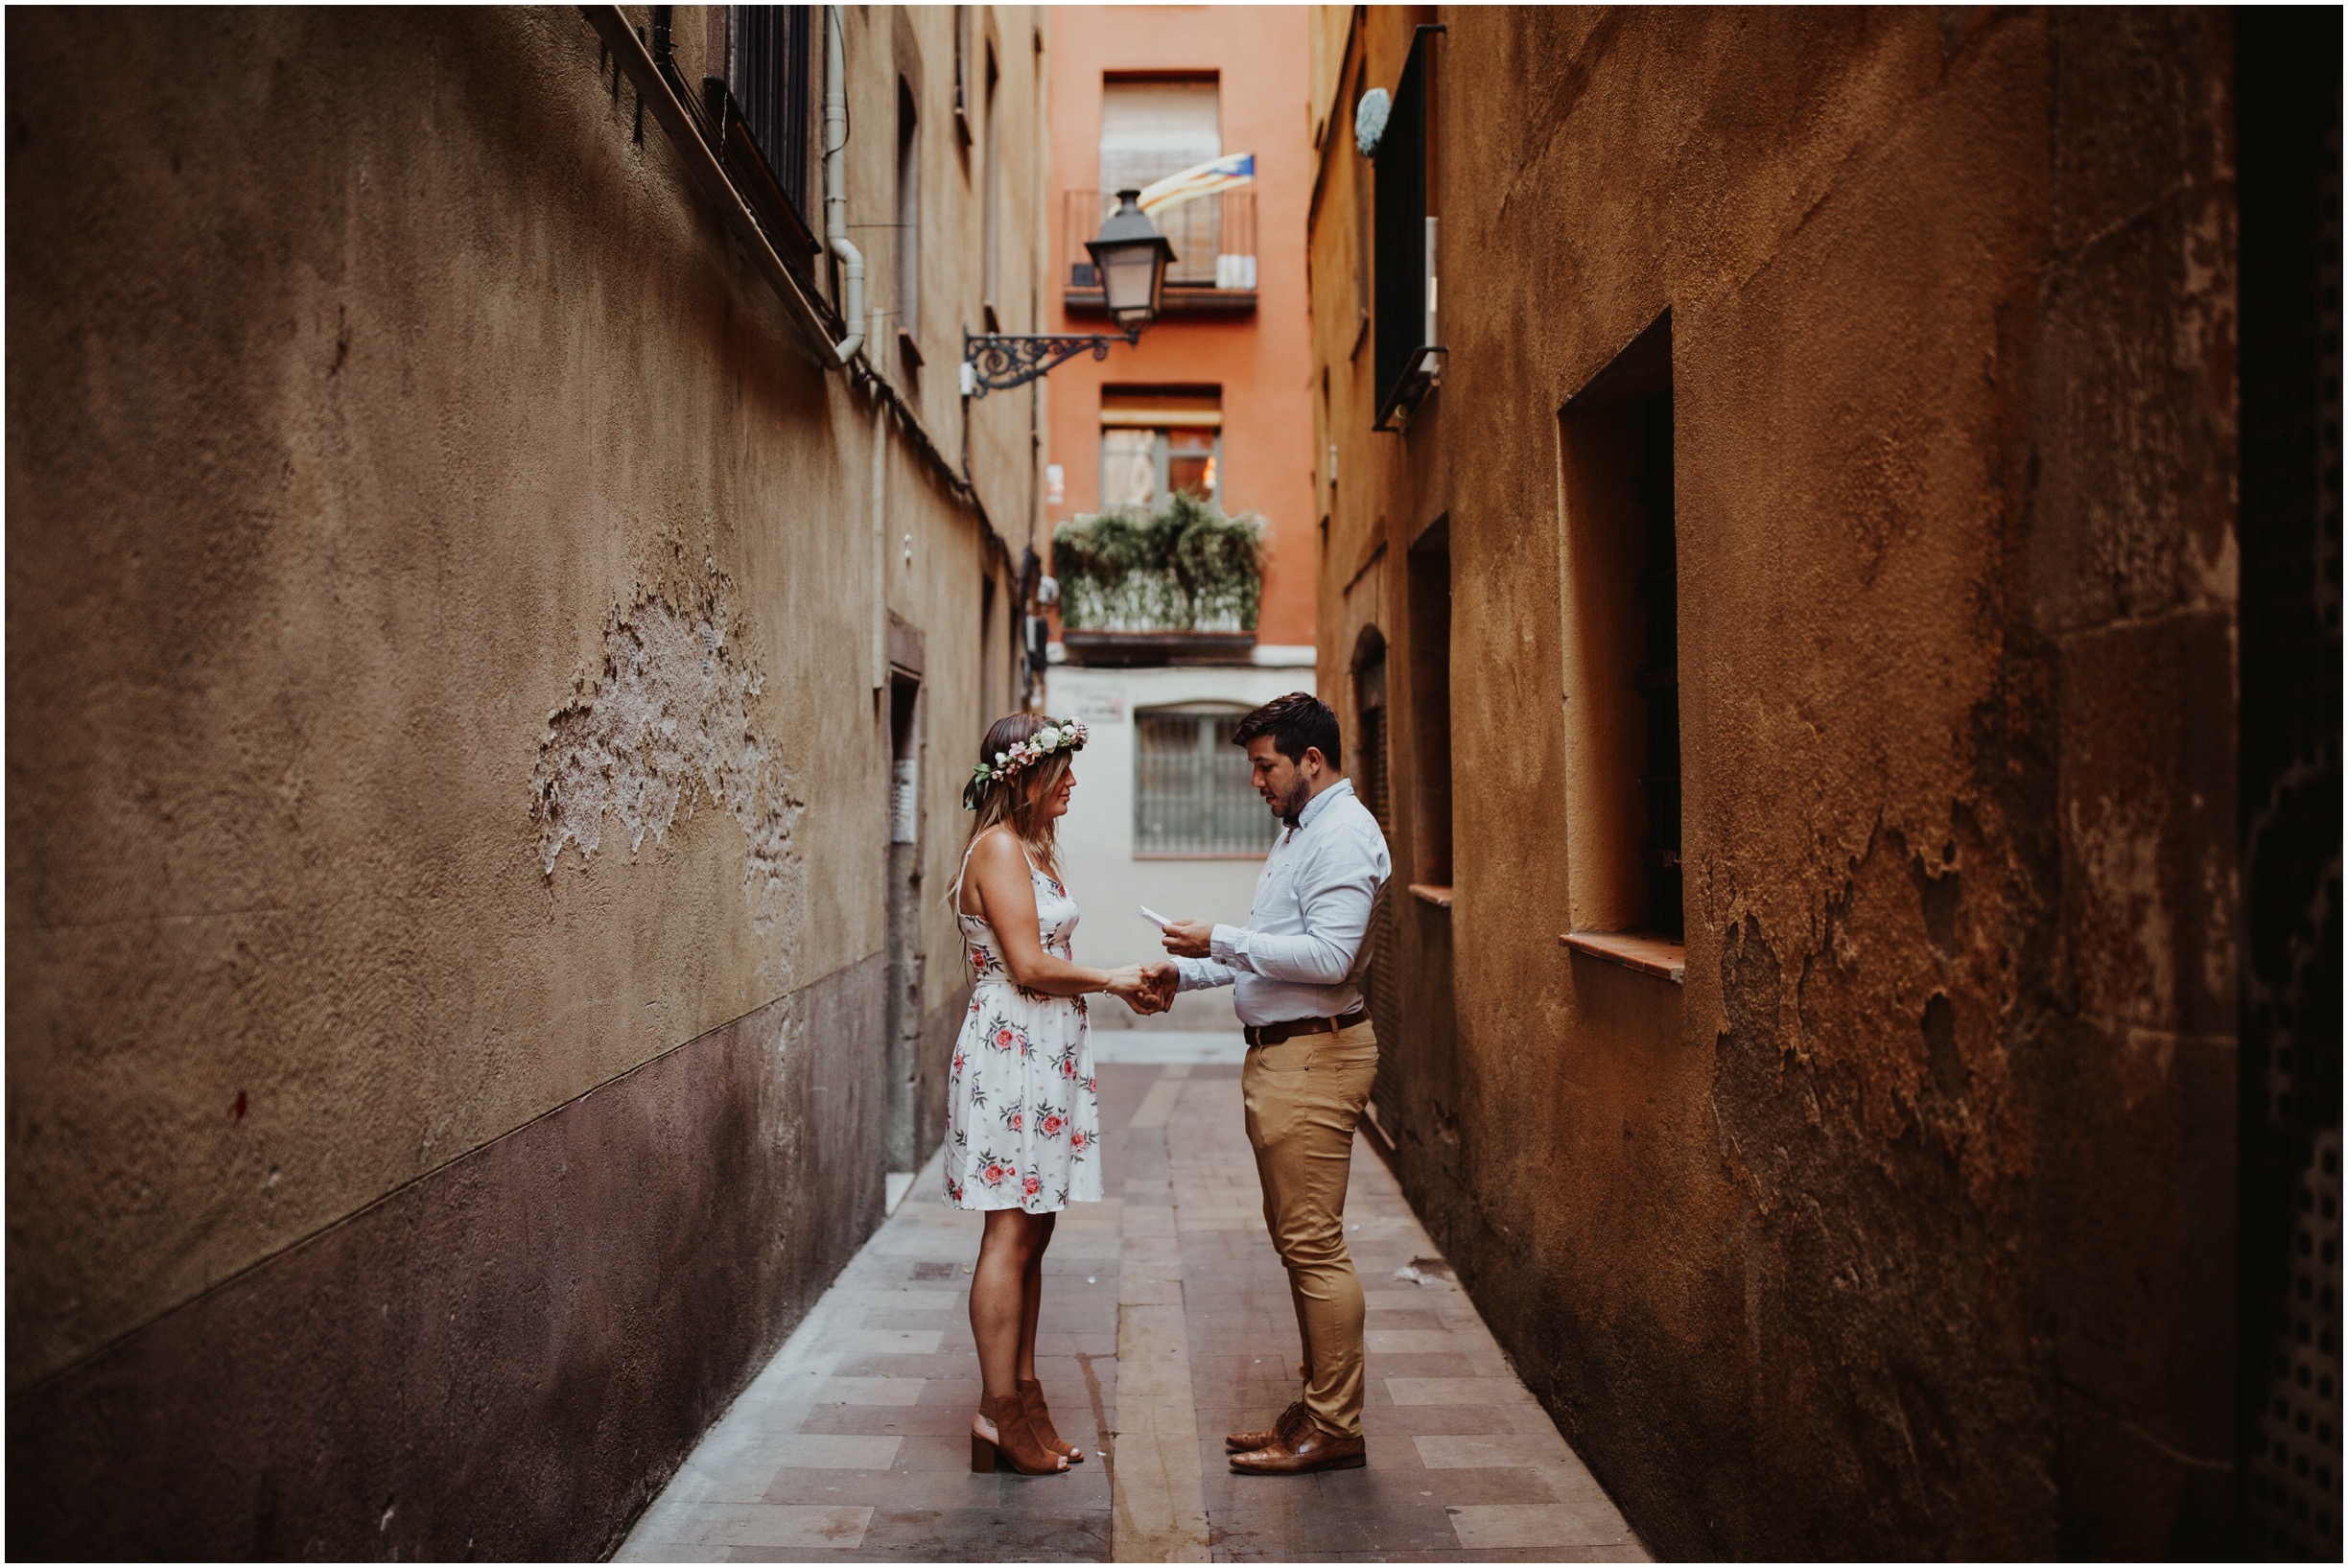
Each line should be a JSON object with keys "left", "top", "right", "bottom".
{"left": 1267, "top": 774, "right": 1312, "bottom": 825}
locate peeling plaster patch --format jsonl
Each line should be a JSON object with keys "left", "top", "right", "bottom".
{"left": 532, "top": 586, "right": 806, "bottom": 978}
{"left": 2066, "top": 792, "right": 2176, "bottom": 1023}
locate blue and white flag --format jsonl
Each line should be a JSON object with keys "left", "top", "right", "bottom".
{"left": 1137, "top": 152, "right": 1256, "bottom": 217}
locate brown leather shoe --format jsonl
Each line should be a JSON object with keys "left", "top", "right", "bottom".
{"left": 1229, "top": 1421, "right": 1366, "bottom": 1475}
{"left": 1225, "top": 1399, "right": 1308, "bottom": 1453}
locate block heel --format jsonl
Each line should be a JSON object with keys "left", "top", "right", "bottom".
{"left": 970, "top": 1431, "right": 999, "bottom": 1473}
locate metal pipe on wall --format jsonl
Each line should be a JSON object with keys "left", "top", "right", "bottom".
{"left": 825, "top": 5, "right": 866, "bottom": 363}
{"left": 870, "top": 351, "right": 887, "bottom": 692}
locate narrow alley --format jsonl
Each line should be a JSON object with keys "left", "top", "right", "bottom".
{"left": 619, "top": 1048, "right": 1645, "bottom": 1562}
{"left": 10, "top": 8, "right": 2334, "bottom": 1561}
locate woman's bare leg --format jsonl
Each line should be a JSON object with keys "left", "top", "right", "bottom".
{"left": 1017, "top": 1211, "right": 1056, "bottom": 1384}
{"left": 970, "top": 1210, "right": 1067, "bottom": 1467}
{"left": 972, "top": 1209, "right": 1042, "bottom": 1405}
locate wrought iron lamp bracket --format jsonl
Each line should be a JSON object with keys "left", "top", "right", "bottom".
{"left": 961, "top": 327, "right": 1140, "bottom": 397}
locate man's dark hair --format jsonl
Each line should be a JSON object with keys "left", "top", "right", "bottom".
{"left": 1233, "top": 691, "right": 1342, "bottom": 770}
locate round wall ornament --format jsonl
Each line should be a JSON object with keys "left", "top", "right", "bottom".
{"left": 1354, "top": 87, "right": 1391, "bottom": 157}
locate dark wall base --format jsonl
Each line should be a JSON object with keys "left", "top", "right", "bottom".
{"left": 6, "top": 955, "right": 886, "bottom": 1561}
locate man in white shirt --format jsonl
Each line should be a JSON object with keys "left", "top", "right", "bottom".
{"left": 1149, "top": 692, "right": 1391, "bottom": 1475}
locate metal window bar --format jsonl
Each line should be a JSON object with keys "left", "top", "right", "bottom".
{"left": 730, "top": 6, "right": 813, "bottom": 223}
{"left": 1135, "top": 710, "right": 1272, "bottom": 854}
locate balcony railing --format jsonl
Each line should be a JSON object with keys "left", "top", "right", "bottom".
{"left": 1063, "top": 188, "right": 1257, "bottom": 316}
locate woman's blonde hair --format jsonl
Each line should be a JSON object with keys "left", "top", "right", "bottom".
{"left": 959, "top": 712, "right": 1073, "bottom": 882}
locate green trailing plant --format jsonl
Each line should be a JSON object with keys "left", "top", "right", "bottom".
{"left": 1052, "top": 493, "right": 1264, "bottom": 633}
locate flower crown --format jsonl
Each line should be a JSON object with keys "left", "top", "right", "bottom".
{"left": 963, "top": 718, "right": 1089, "bottom": 810}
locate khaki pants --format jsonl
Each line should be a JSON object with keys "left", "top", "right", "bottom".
{"left": 1241, "top": 1018, "right": 1379, "bottom": 1439}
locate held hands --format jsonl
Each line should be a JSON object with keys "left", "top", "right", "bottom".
{"left": 1106, "top": 961, "right": 1180, "bottom": 1016}
{"left": 1159, "top": 918, "right": 1214, "bottom": 959}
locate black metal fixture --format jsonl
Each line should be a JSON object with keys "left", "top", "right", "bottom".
{"left": 961, "top": 190, "right": 1175, "bottom": 397}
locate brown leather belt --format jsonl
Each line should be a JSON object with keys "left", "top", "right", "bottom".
{"left": 1243, "top": 1008, "right": 1368, "bottom": 1048}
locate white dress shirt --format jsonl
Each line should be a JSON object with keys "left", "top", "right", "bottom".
{"left": 1174, "top": 777, "right": 1393, "bottom": 1028}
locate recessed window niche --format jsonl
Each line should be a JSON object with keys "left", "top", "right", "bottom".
{"left": 1557, "top": 315, "right": 1682, "bottom": 969}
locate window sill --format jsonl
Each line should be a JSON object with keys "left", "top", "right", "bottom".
{"left": 1560, "top": 930, "right": 1684, "bottom": 985}
{"left": 1408, "top": 882, "right": 1453, "bottom": 910}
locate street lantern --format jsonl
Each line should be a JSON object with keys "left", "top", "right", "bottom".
{"left": 1086, "top": 189, "right": 1177, "bottom": 333}
{"left": 961, "top": 190, "right": 1176, "bottom": 396}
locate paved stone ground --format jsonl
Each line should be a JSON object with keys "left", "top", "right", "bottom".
{"left": 618, "top": 1058, "right": 1647, "bottom": 1562}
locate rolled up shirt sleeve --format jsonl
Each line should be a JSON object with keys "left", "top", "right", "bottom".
{"left": 1174, "top": 954, "right": 1238, "bottom": 992}
{"left": 1207, "top": 834, "right": 1379, "bottom": 985}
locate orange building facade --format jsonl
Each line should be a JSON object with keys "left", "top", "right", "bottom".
{"left": 1043, "top": 5, "right": 1315, "bottom": 653}
{"left": 1035, "top": 8, "right": 1317, "bottom": 1028}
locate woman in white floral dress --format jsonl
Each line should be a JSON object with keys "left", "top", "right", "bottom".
{"left": 949, "top": 714, "right": 1169, "bottom": 1476}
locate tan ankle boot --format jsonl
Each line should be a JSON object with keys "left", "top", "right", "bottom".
{"left": 1019, "top": 1378, "right": 1084, "bottom": 1462}
{"left": 971, "top": 1392, "right": 1068, "bottom": 1475}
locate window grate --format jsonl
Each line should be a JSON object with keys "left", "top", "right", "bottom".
{"left": 729, "top": 7, "right": 813, "bottom": 224}
{"left": 1135, "top": 709, "right": 1273, "bottom": 855}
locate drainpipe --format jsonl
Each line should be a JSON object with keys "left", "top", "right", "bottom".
{"left": 825, "top": 5, "right": 866, "bottom": 364}
{"left": 870, "top": 348, "right": 887, "bottom": 692}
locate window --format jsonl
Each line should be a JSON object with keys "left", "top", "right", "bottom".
{"left": 1349, "top": 62, "right": 1371, "bottom": 353}
{"left": 712, "top": 6, "right": 820, "bottom": 277}
{"left": 1373, "top": 27, "right": 1441, "bottom": 427}
{"left": 726, "top": 7, "right": 814, "bottom": 222}
{"left": 896, "top": 77, "right": 921, "bottom": 342}
{"left": 2235, "top": 16, "right": 2343, "bottom": 1553}
{"left": 952, "top": 7, "right": 974, "bottom": 145}
{"left": 981, "top": 45, "right": 1001, "bottom": 323}
{"left": 1135, "top": 706, "right": 1272, "bottom": 855}
{"left": 1354, "top": 638, "right": 1391, "bottom": 835}
{"left": 980, "top": 574, "right": 998, "bottom": 714}
{"left": 1633, "top": 399, "right": 1681, "bottom": 940}
{"left": 1100, "top": 387, "right": 1221, "bottom": 510}
{"left": 1352, "top": 631, "right": 1401, "bottom": 1039}
{"left": 1099, "top": 77, "right": 1225, "bottom": 287}
{"left": 883, "top": 670, "right": 923, "bottom": 1167}
{"left": 1099, "top": 78, "right": 1219, "bottom": 199}
{"left": 1407, "top": 519, "right": 1452, "bottom": 890}
{"left": 1557, "top": 316, "right": 1680, "bottom": 949}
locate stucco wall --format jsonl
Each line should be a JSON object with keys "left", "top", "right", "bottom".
{"left": 8, "top": 5, "right": 1045, "bottom": 1554}
{"left": 1310, "top": 7, "right": 2236, "bottom": 1557}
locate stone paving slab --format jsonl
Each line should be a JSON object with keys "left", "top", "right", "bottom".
{"left": 618, "top": 1058, "right": 1646, "bottom": 1562}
